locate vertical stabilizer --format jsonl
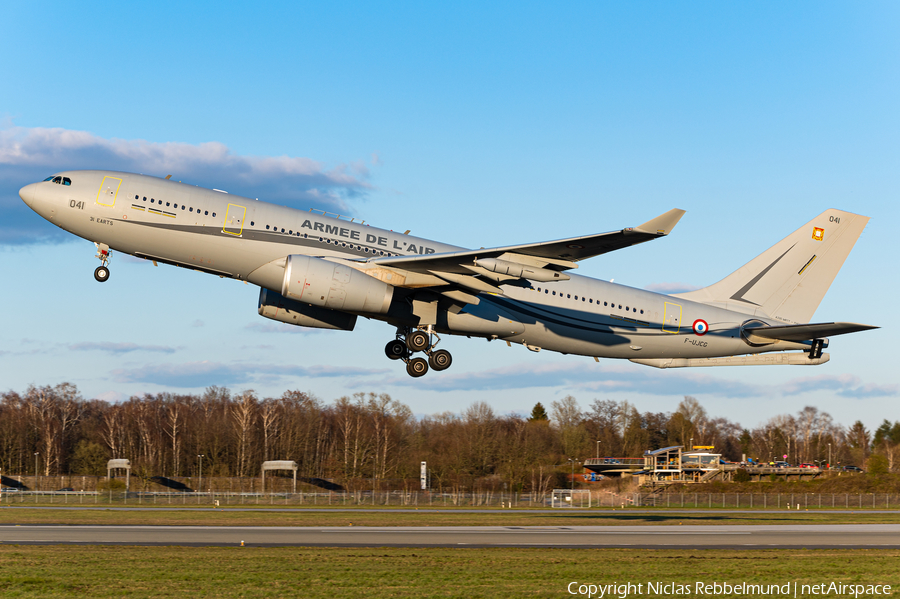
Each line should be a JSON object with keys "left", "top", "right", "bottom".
{"left": 674, "top": 209, "right": 868, "bottom": 324}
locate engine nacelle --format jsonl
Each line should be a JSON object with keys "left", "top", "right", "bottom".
{"left": 258, "top": 288, "right": 357, "bottom": 331}
{"left": 281, "top": 255, "right": 394, "bottom": 314}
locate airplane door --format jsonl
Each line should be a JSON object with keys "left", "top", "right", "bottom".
{"left": 222, "top": 203, "right": 247, "bottom": 236}
{"left": 96, "top": 176, "right": 123, "bottom": 207}
{"left": 662, "top": 302, "right": 682, "bottom": 333}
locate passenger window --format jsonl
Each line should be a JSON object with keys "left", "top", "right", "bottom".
{"left": 151, "top": 199, "right": 155, "bottom": 203}
{"left": 604, "top": 302, "right": 608, "bottom": 306}
{"left": 280, "top": 228, "right": 284, "bottom": 233}
{"left": 212, "top": 212, "right": 216, "bottom": 217}
{"left": 135, "top": 195, "right": 139, "bottom": 200}
{"left": 552, "top": 291, "right": 556, "bottom": 296}
{"left": 266, "top": 225, "right": 270, "bottom": 229}
{"left": 567, "top": 294, "right": 571, "bottom": 299}
{"left": 251, "top": 221, "right": 254, "bottom": 226}
{"left": 189, "top": 207, "right": 193, "bottom": 212}
{"left": 205, "top": 211, "right": 209, "bottom": 215}
{"left": 182, "top": 205, "right": 186, "bottom": 210}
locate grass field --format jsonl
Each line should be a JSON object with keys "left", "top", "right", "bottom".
{"left": 2, "top": 506, "right": 900, "bottom": 527}
{"left": 0, "top": 546, "right": 897, "bottom": 598}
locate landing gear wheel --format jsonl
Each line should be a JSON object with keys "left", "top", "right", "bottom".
{"left": 407, "top": 330, "right": 430, "bottom": 352}
{"left": 428, "top": 349, "right": 452, "bottom": 371}
{"left": 406, "top": 357, "right": 429, "bottom": 378}
{"left": 385, "top": 340, "right": 407, "bottom": 360}
{"left": 94, "top": 266, "right": 110, "bottom": 283}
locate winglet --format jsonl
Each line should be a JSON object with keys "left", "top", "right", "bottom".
{"left": 634, "top": 208, "right": 686, "bottom": 236}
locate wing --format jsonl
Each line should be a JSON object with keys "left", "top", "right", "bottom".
{"left": 357, "top": 208, "right": 685, "bottom": 304}
{"left": 369, "top": 208, "right": 686, "bottom": 274}
{"left": 744, "top": 322, "right": 878, "bottom": 342}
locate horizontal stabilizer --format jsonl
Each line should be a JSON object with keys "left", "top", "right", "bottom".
{"left": 631, "top": 353, "right": 830, "bottom": 368}
{"left": 745, "top": 322, "right": 878, "bottom": 342}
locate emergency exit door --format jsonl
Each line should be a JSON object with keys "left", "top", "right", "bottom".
{"left": 662, "top": 302, "right": 682, "bottom": 333}
{"left": 222, "top": 203, "right": 246, "bottom": 236}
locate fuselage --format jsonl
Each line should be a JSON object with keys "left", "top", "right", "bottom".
{"left": 20, "top": 170, "right": 812, "bottom": 362}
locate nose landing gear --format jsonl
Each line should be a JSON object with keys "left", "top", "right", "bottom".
{"left": 94, "top": 243, "right": 111, "bottom": 283}
{"left": 388, "top": 327, "right": 452, "bottom": 377}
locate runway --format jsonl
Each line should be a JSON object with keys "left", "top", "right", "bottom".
{"left": 2, "top": 524, "right": 898, "bottom": 549}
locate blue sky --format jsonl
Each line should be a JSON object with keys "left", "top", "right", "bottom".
{"left": 1, "top": 2, "right": 898, "bottom": 430}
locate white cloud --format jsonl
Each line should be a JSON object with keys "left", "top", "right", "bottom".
{"left": 94, "top": 390, "right": 126, "bottom": 403}
{"left": 68, "top": 342, "right": 177, "bottom": 354}
{"left": 110, "top": 360, "right": 389, "bottom": 387}
{"left": 0, "top": 126, "right": 373, "bottom": 244}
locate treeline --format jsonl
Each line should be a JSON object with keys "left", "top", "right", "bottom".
{"left": 1, "top": 384, "right": 898, "bottom": 491}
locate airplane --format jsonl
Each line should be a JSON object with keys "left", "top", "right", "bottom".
{"left": 19, "top": 170, "right": 877, "bottom": 377}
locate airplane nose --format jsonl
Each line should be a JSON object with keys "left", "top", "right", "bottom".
{"left": 19, "top": 183, "right": 37, "bottom": 207}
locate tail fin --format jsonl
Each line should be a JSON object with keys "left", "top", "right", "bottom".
{"left": 674, "top": 209, "right": 869, "bottom": 324}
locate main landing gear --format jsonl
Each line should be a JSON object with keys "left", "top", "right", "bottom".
{"left": 384, "top": 326, "right": 453, "bottom": 378}
{"left": 94, "top": 243, "right": 111, "bottom": 283}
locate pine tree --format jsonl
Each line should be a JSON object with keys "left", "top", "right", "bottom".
{"left": 529, "top": 402, "right": 549, "bottom": 422}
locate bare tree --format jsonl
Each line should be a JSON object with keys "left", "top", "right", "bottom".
{"left": 231, "top": 391, "right": 258, "bottom": 477}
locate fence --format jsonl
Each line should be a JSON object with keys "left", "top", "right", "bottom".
{"left": 2, "top": 490, "right": 897, "bottom": 509}
{"left": 631, "top": 492, "right": 899, "bottom": 509}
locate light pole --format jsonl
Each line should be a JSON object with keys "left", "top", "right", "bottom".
{"left": 596, "top": 441, "right": 601, "bottom": 460}
{"left": 828, "top": 443, "right": 831, "bottom": 469}
{"left": 568, "top": 458, "right": 576, "bottom": 491}
{"left": 689, "top": 437, "right": 693, "bottom": 452}
{"left": 34, "top": 453, "right": 39, "bottom": 492}
{"left": 198, "top": 455, "right": 204, "bottom": 494}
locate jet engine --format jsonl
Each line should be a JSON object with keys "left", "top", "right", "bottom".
{"left": 281, "top": 255, "right": 394, "bottom": 314}
{"left": 258, "top": 288, "right": 358, "bottom": 331}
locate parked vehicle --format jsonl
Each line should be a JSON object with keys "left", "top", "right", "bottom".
{"left": 774, "top": 461, "right": 791, "bottom": 468}
{"left": 799, "top": 463, "right": 816, "bottom": 468}
{"left": 843, "top": 465, "right": 864, "bottom": 473}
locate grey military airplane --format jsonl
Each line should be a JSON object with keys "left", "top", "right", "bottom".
{"left": 20, "top": 170, "right": 876, "bottom": 377}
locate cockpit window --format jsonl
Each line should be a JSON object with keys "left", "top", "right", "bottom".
{"left": 43, "top": 176, "right": 54, "bottom": 182}
{"left": 52, "top": 176, "right": 62, "bottom": 184}
{"left": 62, "top": 177, "right": 72, "bottom": 186}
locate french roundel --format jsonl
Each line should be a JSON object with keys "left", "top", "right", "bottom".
{"left": 692, "top": 319, "right": 709, "bottom": 336}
